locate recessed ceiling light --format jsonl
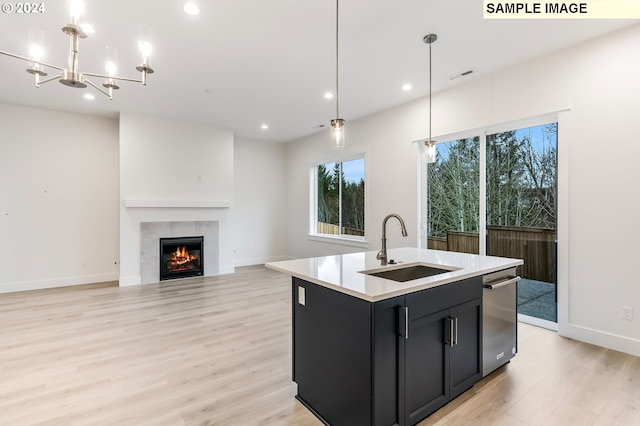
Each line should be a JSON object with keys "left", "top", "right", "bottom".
{"left": 402, "top": 84, "right": 412, "bottom": 91}
{"left": 183, "top": 3, "right": 200, "bottom": 15}
{"left": 83, "top": 93, "right": 95, "bottom": 100}
{"left": 261, "top": 124, "right": 269, "bottom": 130}
{"left": 324, "top": 92, "right": 334, "bottom": 99}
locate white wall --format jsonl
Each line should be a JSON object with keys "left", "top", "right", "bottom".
{"left": 119, "top": 114, "right": 233, "bottom": 202}
{"left": 284, "top": 24, "right": 640, "bottom": 356}
{"left": 119, "top": 113, "right": 235, "bottom": 285}
{"left": 0, "top": 103, "right": 119, "bottom": 292}
{"left": 232, "top": 137, "right": 287, "bottom": 266}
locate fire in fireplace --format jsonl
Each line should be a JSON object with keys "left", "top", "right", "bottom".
{"left": 159, "top": 236, "right": 204, "bottom": 281}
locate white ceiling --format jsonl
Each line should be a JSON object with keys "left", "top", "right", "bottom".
{"left": 0, "top": 1, "right": 635, "bottom": 142}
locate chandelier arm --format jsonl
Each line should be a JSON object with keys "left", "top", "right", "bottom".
{"left": 0, "top": 50, "right": 66, "bottom": 71}
{"left": 82, "top": 72, "right": 143, "bottom": 84}
{"left": 84, "top": 78, "right": 114, "bottom": 100}
{"left": 36, "top": 74, "right": 61, "bottom": 85}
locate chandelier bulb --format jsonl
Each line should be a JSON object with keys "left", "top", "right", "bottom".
{"left": 105, "top": 46, "right": 118, "bottom": 77}
{"left": 138, "top": 24, "right": 153, "bottom": 63}
{"left": 28, "top": 27, "right": 44, "bottom": 61}
{"left": 68, "top": 0, "right": 84, "bottom": 25}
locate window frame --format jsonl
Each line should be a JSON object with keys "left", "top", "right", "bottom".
{"left": 309, "top": 147, "right": 370, "bottom": 248}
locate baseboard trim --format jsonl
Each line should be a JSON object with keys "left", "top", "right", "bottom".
{"left": 234, "top": 255, "right": 289, "bottom": 267}
{"left": 218, "top": 266, "right": 235, "bottom": 275}
{"left": 559, "top": 323, "right": 640, "bottom": 357}
{"left": 0, "top": 273, "right": 119, "bottom": 294}
{"left": 119, "top": 276, "right": 142, "bottom": 286}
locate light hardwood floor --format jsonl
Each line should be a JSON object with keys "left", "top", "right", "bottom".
{"left": 0, "top": 266, "right": 638, "bottom": 425}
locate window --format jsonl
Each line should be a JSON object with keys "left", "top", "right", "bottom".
{"left": 314, "top": 157, "right": 365, "bottom": 239}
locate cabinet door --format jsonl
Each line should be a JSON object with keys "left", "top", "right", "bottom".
{"left": 292, "top": 278, "right": 373, "bottom": 426}
{"left": 404, "top": 309, "right": 450, "bottom": 425}
{"left": 449, "top": 298, "right": 483, "bottom": 399}
{"left": 373, "top": 297, "right": 404, "bottom": 426}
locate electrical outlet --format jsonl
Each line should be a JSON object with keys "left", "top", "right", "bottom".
{"left": 622, "top": 306, "right": 633, "bottom": 321}
{"left": 298, "top": 286, "right": 306, "bottom": 306}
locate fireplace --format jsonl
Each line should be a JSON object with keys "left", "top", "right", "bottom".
{"left": 159, "top": 236, "right": 204, "bottom": 281}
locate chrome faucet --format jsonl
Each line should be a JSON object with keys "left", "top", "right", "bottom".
{"left": 376, "top": 214, "right": 408, "bottom": 266}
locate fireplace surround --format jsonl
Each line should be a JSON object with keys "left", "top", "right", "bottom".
{"left": 135, "top": 220, "right": 222, "bottom": 285}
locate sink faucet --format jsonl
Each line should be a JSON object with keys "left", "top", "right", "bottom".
{"left": 377, "top": 213, "right": 408, "bottom": 266}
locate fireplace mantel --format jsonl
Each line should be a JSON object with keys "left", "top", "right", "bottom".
{"left": 124, "top": 199, "right": 231, "bottom": 208}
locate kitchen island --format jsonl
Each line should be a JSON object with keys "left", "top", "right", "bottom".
{"left": 266, "top": 247, "right": 523, "bottom": 426}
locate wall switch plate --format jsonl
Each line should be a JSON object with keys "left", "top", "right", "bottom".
{"left": 622, "top": 306, "right": 633, "bottom": 321}
{"left": 298, "top": 286, "right": 306, "bottom": 306}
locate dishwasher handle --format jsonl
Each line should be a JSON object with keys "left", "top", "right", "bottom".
{"left": 483, "top": 275, "right": 520, "bottom": 290}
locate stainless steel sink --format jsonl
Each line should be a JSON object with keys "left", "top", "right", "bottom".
{"left": 363, "top": 264, "right": 455, "bottom": 282}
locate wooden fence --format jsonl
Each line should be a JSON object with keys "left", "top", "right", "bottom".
{"left": 317, "top": 222, "right": 365, "bottom": 237}
{"left": 428, "top": 226, "right": 556, "bottom": 283}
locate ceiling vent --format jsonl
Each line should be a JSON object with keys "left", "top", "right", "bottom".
{"left": 449, "top": 69, "right": 475, "bottom": 80}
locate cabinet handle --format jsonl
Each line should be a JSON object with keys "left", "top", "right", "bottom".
{"left": 453, "top": 317, "right": 458, "bottom": 346}
{"left": 449, "top": 317, "right": 455, "bottom": 347}
{"left": 404, "top": 306, "right": 409, "bottom": 340}
{"left": 483, "top": 275, "right": 520, "bottom": 290}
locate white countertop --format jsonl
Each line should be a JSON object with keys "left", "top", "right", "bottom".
{"left": 266, "top": 247, "right": 523, "bottom": 302}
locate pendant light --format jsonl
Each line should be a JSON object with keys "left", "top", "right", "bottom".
{"left": 331, "top": 0, "right": 345, "bottom": 150}
{"left": 424, "top": 33, "right": 437, "bottom": 163}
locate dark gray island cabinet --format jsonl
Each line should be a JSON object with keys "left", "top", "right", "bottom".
{"left": 292, "top": 275, "right": 482, "bottom": 426}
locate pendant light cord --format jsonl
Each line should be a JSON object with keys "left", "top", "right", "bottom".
{"left": 335, "top": 0, "right": 340, "bottom": 119}
{"left": 428, "top": 39, "right": 432, "bottom": 142}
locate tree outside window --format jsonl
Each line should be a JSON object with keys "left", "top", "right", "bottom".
{"left": 486, "top": 124, "right": 557, "bottom": 229}
{"left": 427, "top": 137, "right": 480, "bottom": 239}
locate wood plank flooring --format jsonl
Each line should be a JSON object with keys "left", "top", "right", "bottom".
{"left": 0, "top": 265, "right": 638, "bottom": 425}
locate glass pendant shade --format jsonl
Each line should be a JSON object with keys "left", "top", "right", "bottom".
{"left": 425, "top": 141, "right": 436, "bottom": 163}
{"left": 331, "top": 118, "right": 345, "bottom": 150}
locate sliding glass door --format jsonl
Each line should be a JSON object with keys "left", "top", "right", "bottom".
{"left": 425, "top": 120, "right": 558, "bottom": 325}
{"left": 486, "top": 123, "right": 557, "bottom": 324}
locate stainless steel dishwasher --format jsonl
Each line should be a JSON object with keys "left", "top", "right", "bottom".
{"left": 482, "top": 267, "right": 520, "bottom": 377}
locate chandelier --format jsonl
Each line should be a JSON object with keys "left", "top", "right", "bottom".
{"left": 0, "top": 0, "right": 154, "bottom": 100}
